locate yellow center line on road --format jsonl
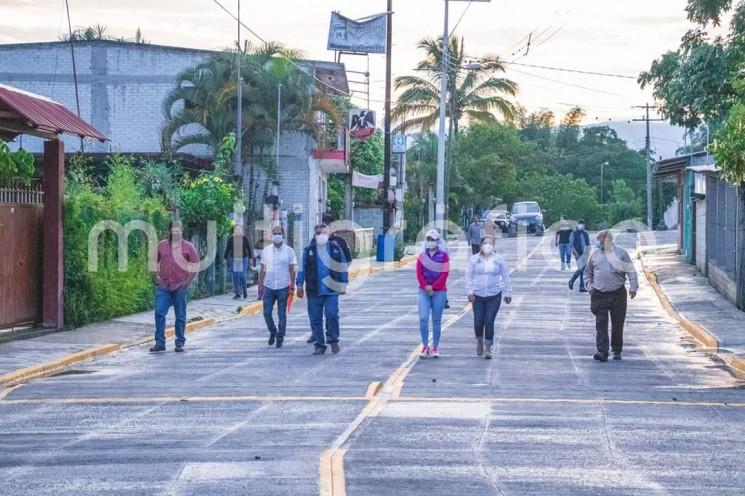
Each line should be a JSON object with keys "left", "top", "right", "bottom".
{"left": 319, "top": 237, "right": 550, "bottom": 496}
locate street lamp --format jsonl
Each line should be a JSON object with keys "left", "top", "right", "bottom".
{"left": 601, "top": 161, "right": 609, "bottom": 203}
{"left": 435, "top": 0, "right": 491, "bottom": 232}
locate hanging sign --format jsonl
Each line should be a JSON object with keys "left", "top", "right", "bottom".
{"left": 349, "top": 109, "right": 376, "bottom": 140}
{"left": 327, "top": 12, "right": 387, "bottom": 54}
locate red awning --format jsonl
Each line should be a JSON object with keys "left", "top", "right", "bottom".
{"left": 0, "top": 84, "right": 107, "bottom": 141}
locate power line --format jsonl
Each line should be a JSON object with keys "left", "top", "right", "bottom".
{"left": 449, "top": 0, "right": 473, "bottom": 37}
{"left": 508, "top": 68, "right": 627, "bottom": 97}
{"left": 210, "top": 0, "right": 353, "bottom": 99}
{"left": 503, "top": 61, "right": 637, "bottom": 79}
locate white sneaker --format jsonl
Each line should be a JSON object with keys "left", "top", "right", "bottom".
{"left": 431, "top": 347, "right": 440, "bottom": 358}
{"left": 419, "top": 345, "right": 429, "bottom": 359}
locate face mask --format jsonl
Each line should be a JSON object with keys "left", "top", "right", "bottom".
{"left": 595, "top": 241, "right": 604, "bottom": 250}
{"left": 481, "top": 244, "right": 494, "bottom": 255}
{"left": 272, "top": 234, "right": 283, "bottom": 244}
{"left": 316, "top": 234, "right": 329, "bottom": 245}
{"left": 425, "top": 240, "right": 438, "bottom": 250}
{"left": 577, "top": 224, "right": 585, "bottom": 230}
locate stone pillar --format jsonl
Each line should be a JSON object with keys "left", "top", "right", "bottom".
{"left": 42, "top": 139, "right": 64, "bottom": 329}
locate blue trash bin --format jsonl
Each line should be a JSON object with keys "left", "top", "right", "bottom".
{"left": 376, "top": 233, "right": 395, "bottom": 262}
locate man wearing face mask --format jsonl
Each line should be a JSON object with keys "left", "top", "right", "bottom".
{"left": 297, "top": 224, "right": 349, "bottom": 355}
{"left": 585, "top": 230, "right": 638, "bottom": 362}
{"left": 465, "top": 236, "right": 512, "bottom": 359}
{"left": 258, "top": 225, "right": 297, "bottom": 348}
{"left": 568, "top": 219, "right": 591, "bottom": 293}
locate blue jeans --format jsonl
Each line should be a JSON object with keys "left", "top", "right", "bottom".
{"left": 558, "top": 244, "right": 571, "bottom": 265}
{"left": 231, "top": 257, "right": 249, "bottom": 296}
{"left": 569, "top": 254, "right": 586, "bottom": 290}
{"left": 263, "top": 286, "right": 289, "bottom": 336}
{"left": 308, "top": 294, "right": 339, "bottom": 348}
{"left": 473, "top": 293, "right": 502, "bottom": 342}
{"left": 154, "top": 287, "right": 187, "bottom": 347}
{"left": 418, "top": 289, "right": 447, "bottom": 348}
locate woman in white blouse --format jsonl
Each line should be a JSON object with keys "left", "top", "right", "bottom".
{"left": 464, "top": 235, "right": 513, "bottom": 359}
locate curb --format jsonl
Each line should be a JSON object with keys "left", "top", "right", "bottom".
{"left": 639, "top": 256, "right": 720, "bottom": 350}
{"left": 0, "top": 318, "right": 216, "bottom": 387}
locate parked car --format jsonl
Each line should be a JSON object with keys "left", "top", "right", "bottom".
{"left": 485, "top": 210, "right": 509, "bottom": 233}
{"left": 508, "top": 201, "right": 545, "bottom": 237}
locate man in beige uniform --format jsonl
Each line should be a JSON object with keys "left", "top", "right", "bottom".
{"left": 585, "top": 230, "right": 638, "bottom": 362}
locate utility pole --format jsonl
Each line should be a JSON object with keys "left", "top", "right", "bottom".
{"left": 600, "top": 161, "right": 608, "bottom": 203}
{"left": 435, "top": 0, "right": 489, "bottom": 232}
{"left": 435, "top": 0, "right": 449, "bottom": 233}
{"left": 382, "top": 0, "right": 393, "bottom": 232}
{"left": 234, "top": 0, "right": 243, "bottom": 177}
{"left": 276, "top": 83, "right": 282, "bottom": 172}
{"left": 633, "top": 104, "right": 663, "bottom": 229}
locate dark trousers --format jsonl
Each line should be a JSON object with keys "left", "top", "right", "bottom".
{"left": 308, "top": 294, "right": 340, "bottom": 349}
{"left": 473, "top": 293, "right": 502, "bottom": 342}
{"left": 154, "top": 287, "right": 187, "bottom": 347}
{"left": 263, "top": 286, "right": 289, "bottom": 337}
{"left": 591, "top": 287, "right": 627, "bottom": 354}
{"left": 471, "top": 244, "right": 480, "bottom": 255}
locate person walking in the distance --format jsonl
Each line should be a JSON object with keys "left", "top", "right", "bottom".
{"left": 468, "top": 217, "right": 482, "bottom": 255}
{"left": 555, "top": 216, "right": 573, "bottom": 271}
{"left": 568, "top": 220, "right": 591, "bottom": 292}
{"left": 417, "top": 229, "right": 450, "bottom": 358}
{"left": 585, "top": 230, "right": 638, "bottom": 362}
{"left": 297, "top": 224, "right": 349, "bottom": 355}
{"left": 258, "top": 225, "right": 297, "bottom": 348}
{"left": 151, "top": 220, "right": 199, "bottom": 353}
{"left": 224, "top": 224, "right": 254, "bottom": 300}
{"left": 465, "top": 235, "right": 512, "bottom": 359}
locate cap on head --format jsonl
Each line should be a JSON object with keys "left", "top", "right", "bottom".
{"left": 425, "top": 229, "right": 441, "bottom": 241}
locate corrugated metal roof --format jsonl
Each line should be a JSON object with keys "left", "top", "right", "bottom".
{"left": 0, "top": 83, "right": 107, "bottom": 141}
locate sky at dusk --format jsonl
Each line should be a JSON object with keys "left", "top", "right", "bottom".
{"left": 0, "top": 0, "right": 705, "bottom": 133}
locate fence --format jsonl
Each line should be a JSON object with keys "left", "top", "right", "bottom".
{"left": 0, "top": 181, "right": 44, "bottom": 205}
{"left": 706, "top": 177, "right": 742, "bottom": 277}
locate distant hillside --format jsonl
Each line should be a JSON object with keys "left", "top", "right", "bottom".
{"left": 584, "top": 121, "right": 686, "bottom": 160}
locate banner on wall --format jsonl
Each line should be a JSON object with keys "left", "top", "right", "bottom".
{"left": 349, "top": 109, "right": 376, "bottom": 140}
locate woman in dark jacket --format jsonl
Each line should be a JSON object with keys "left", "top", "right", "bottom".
{"left": 224, "top": 225, "right": 254, "bottom": 299}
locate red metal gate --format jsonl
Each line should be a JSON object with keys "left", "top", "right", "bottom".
{"left": 0, "top": 183, "right": 44, "bottom": 328}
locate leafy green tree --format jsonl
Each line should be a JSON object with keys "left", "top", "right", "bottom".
{"left": 517, "top": 173, "right": 602, "bottom": 228}
{"left": 392, "top": 36, "right": 517, "bottom": 135}
{"left": 350, "top": 130, "right": 384, "bottom": 203}
{"left": 710, "top": 100, "right": 745, "bottom": 183}
{"left": 0, "top": 140, "right": 35, "bottom": 186}
{"left": 606, "top": 179, "right": 643, "bottom": 225}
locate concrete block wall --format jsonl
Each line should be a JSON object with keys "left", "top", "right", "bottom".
{"left": 0, "top": 41, "right": 212, "bottom": 155}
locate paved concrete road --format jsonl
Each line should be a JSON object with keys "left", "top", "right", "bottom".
{"left": 1, "top": 235, "right": 744, "bottom": 495}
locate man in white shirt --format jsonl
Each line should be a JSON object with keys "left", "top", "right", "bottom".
{"left": 258, "top": 225, "right": 297, "bottom": 348}
{"left": 464, "top": 235, "right": 513, "bottom": 359}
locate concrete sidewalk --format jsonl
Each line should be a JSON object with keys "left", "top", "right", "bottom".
{"left": 0, "top": 254, "right": 411, "bottom": 385}
{"left": 639, "top": 244, "right": 745, "bottom": 371}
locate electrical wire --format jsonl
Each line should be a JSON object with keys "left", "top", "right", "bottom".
{"left": 210, "top": 0, "right": 353, "bottom": 99}
{"left": 503, "top": 61, "right": 637, "bottom": 79}
{"left": 449, "top": 0, "right": 473, "bottom": 37}
{"left": 507, "top": 68, "right": 627, "bottom": 97}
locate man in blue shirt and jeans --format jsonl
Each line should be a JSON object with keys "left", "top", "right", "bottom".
{"left": 297, "top": 224, "right": 349, "bottom": 355}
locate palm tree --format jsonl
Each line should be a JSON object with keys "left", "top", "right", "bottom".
{"left": 161, "top": 41, "right": 343, "bottom": 229}
{"left": 392, "top": 36, "right": 517, "bottom": 135}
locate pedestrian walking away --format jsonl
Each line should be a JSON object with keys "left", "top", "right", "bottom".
{"left": 297, "top": 224, "right": 349, "bottom": 355}
{"left": 224, "top": 224, "right": 254, "bottom": 300}
{"left": 568, "top": 219, "right": 591, "bottom": 292}
{"left": 468, "top": 217, "right": 482, "bottom": 255}
{"left": 416, "top": 229, "right": 450, "bottom": 359}
{"left": 258, "top": 225, "right": 297, "bottom": 349}
{"left": 585, "top": 230, "right": 639, "bottom": 362}
{"left": 151, "top": 220, "right": 199, "bottom": 353}
{"left": 555, "top": 216, "right": 573, "bottom": 270}
{"left": 465, "top": 236, "right": 513, "bottom": 359}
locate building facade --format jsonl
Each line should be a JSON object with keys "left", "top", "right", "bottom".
{"left": 0, "top": 40, "right": 350, "bottom": 247}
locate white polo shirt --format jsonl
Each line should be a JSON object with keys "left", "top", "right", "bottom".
{"left": 261, "top": 243, "right": 298, "bottom": 290}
